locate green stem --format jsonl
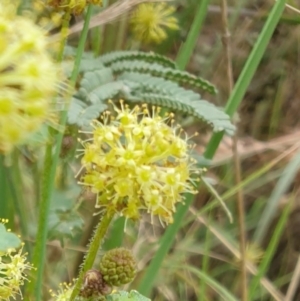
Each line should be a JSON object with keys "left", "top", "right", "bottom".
{"left": 6, "top": 150, "right": 28, "bottom": 238}
{"left": 103, "top": 216, "right": 125, "bottom": 250}
{"left": 30, "top": 6, "right": 94, "bottom": 300}
{"left": 204, "top": 0, "right": 286, "bottom": 160}
{"left": 70, "top": 211, "right": 114, "bottom": 301}
{"left": 175, "top": 0, "right": 210, "bottom": 70}
{"left": 248, "top": 198, "right": 292, "bottom": 299}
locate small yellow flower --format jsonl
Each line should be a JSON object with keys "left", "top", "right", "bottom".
{"left": 0, "top": 221, "right": 33, "bottom": 301}
{"left": 49, "top": 282, "right": 73, "bottom": 301}
{"left": 130, "top": 2, "right": 179, "bottom": 44}
{"left": 78, "top": 101, "right": 200, "bottom": 224}
{"left": 47, "top": 0, "right": 102, "bottom": 15}
{"left": 0, "top": 4, "right": 61, "bottom": 153}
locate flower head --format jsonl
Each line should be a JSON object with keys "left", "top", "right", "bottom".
{"left": 0, "top": 220, "right": 33, "bottom": 301}
{"left": 47, "top": 0, "right": 103, "bottom": 15}
{"left": 99, "top": 248, "right": 137, "bottom": 287}
{"left": 130, "top": 2, "right": 178, "bottom": 44}
{"left": 78, "top": 101, "right": 199, "bottom": 224}
{"left": 0, "top": 4, "right": 61, "bottom": 153}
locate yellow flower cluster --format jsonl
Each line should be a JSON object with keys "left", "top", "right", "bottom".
{"left": 0, "top": 4, "right": 60, "bottom": 153}
{"left": 47, "top": 0, "right": 102, "bottom": 15}
{"left": 130, "top": 2, "right": 178, "bottom": 44}
{"left": 79, "top": 101, "right": 199, "bottom": 224}
{"left": 0, "top": 221, "right": 33, "bottom": 301}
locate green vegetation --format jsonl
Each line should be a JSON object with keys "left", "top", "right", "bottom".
{"left": 1, "top": 1, "right": 300, "bottom": 301}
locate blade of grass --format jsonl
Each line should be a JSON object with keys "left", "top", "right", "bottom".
{"left": 184, "top": 265, "right": 239, "bottom": 301}
{"left": 204, "top": 0, "right": 287, "bottom": 160}
{"left": 248, "top": 197, "right": 293, "bottom": 299}
{"left": 285, "top": 254, "right": 300, "bottom": 301}
{"left": 201, "top": 176, "right": 232, "bottom": 222}
{"left": 253, "top": 150, "right": 300, "bottom": 244}
{"left": 199, "top": 213, "right": 212, "bottom": 301}
{"left": 137, "top": 194, "right": 194, "bottom": 296}
{"left": 175, "top": 0, "right": 210, "bottom": 70}
{"left": 138, "top": 1, "right": 286, "bottom": 297}
{"left": 201, "top": 143, "right": 299, "bottom": 219}
{"left": 103, "top": 216, "right": 125, "bottom": 250}
{"left": 0, "top": 156, "right": 12, "bottom": 222}
{"left": 6, "top": 150, "right": 28, "bottom": 238}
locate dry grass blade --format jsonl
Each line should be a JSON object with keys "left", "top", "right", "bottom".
{"left": 206, "top": 130, "right": 300, "bottom": 166}
{"left": 285, "top": 255, "right": 300, "bottom": 301}
{"left": 67, "top": 0, "right": 172, "bottom": 36}
{"left": 189, "top": 208, "right": 285, "bottom": 301}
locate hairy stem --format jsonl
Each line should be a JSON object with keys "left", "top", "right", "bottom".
{"left": 70, "top": 211, "right": 114, "bottom": 301}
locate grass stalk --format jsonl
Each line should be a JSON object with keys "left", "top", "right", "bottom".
{"left": 185, "top": 265, "right": 239, "bottom": 301}
{"left": 220, "top": 0, "right": 247, "bottom": 299}
{"left": 248, "top": 198, "right": 292, "bottom": 299}
{"left": 204, "top": 0, "right": 287, "bottom": 160}
{"left": 103, "top": 216, "right": 125, "bottom": 250}
{"left": 253, "top": 150, "right": 300, "bottom": 244}
{"left": 175, "top": 0, "right": 210, "bottom": 70}
{"left": 6, "top": 150, "right": 28, "bottom": 238}
{"left": 30, "top": 6, "right": 94, "bottom": 300}
{"left": 0, "top": 156, "right": 11, "bottom": 222}
{"left": 198, "top": 214, "right": 212, "bottom": 301}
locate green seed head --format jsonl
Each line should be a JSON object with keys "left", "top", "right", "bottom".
{"left": 99, "top": 248, "right": 137, "bottom": 286}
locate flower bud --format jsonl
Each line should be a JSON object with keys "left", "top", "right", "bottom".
{"left": 79, "top": 269, "right": 112, "bottom": 298}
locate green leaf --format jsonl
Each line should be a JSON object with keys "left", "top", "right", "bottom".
{"left": 118, "top": 72, "right": 201, "bottom": 100}
{"left": 48, "top": 187, "right": 83, "bottom": 239}
{"left": 106, "top": 290, "right": 151, "bottom": 301}
{"left": 78, "top": 68, "right": 114, "bottom": 96}
{"left": 68, "top": 98, "right": 108, "bottom": 128}
{"left": 69, "top": 51, "right": 234, "bottom": 135}
{"left": 124, "top": 93, "right": 235, "bottom": 135}
{"left": 110, "top": 60, "right": 217, "bottom": 95}
{"left": 99, "top": 51, "right": 177, "bottom": 69}
{"left": 0, "top": 223, "right": 21, "bottom": 253}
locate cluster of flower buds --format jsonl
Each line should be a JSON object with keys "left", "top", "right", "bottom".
{"left": 0, "top": 219, "right": 33, "bottom": 301}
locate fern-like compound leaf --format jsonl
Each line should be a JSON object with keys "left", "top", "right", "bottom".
{"left": 124, "top": 93, "right": 235, "bottom": 135}
{"left": 111, "top": 60, "right": 217, "bottom": 95}
{"left": 118, "top": 72, "right": 200, "bottom": 100}
{"left": 99, "top": 51, "right": 177, "bottom": 69}
{"left": 68, "top": 98, "right": 107, "bottom": 128}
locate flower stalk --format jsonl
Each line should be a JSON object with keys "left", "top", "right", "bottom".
{"left": 70, "top": 210, "right": 114, "bottom": 301}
